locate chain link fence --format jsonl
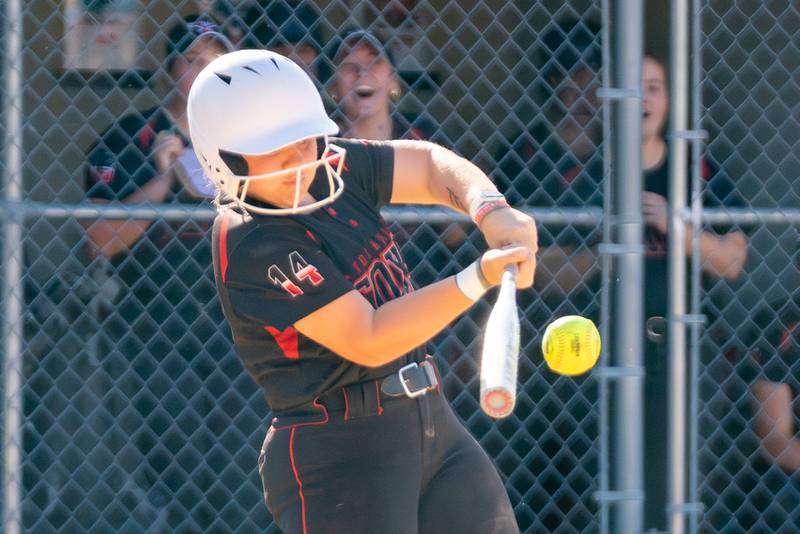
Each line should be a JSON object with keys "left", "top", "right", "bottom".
{"left": 1, "top": 0, "right": 798, "bottom": 533}
{"left": 695, "top": 2, "right": 800, "bottom": 533}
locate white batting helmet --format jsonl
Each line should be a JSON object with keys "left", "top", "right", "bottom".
{"left": 187, "top": 49, "right": 345, "bottom": 215}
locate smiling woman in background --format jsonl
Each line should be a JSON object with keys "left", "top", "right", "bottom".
{"left": 326, "top": 29, "right": 437, "bottom": 142}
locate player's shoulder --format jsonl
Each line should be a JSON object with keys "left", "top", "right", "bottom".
{"left": 329, "top": 136, "right": 395, "bottom": 159}
{"left": 327, "top": 137, "right": 395, "bottom": 197}
{"left": 216, "top": 207, "right": 320, "bottom": 270}
{"left": 329, "top": 136, "right": 390, "bottom": 148}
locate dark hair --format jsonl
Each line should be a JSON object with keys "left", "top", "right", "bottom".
{"left": 165, "top": 15, "right": 233, "bottom": 73}
{"left": 331, "top": 29, "right": 395, "bottom": 66}
{"left": 644, "top": 53, "right": 668, "bottom": 74}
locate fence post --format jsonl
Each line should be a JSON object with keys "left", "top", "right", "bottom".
{"left": 687, "top": 0, "right": 704, "bottom": 531}
{"left": 2, "top": 1, "right": 26, "bottom": 533}
{"left": 611, "top": 1, "right": 645, "bottom": 532}
{"left": 669, "top": 0, "right": 691, "bottom": 531}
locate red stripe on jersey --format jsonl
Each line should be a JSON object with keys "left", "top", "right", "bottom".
{"left": 219, "top": 213, "right": 230, "bottom": 282}
{"left": 265, "top": 326, "right": 300, "bottom": 359}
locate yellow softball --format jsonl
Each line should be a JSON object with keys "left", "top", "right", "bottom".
{"left": 541, "top": 315, "right": 601, "bottom": 376}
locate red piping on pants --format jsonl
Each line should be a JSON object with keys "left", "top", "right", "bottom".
{"left": 289, "top": 427, "right": 308, "bottom": 534}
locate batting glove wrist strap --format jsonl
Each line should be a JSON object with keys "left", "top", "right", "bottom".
{"left": 456, "top": 260, "right": 491, "bottom": 301}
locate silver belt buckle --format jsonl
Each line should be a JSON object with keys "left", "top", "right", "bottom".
{"left": 398, "top": 362, "right": 426, "bottom": 398}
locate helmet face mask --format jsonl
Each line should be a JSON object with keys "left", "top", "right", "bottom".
{"left": 188, "top": 49, "right": 345, "bottom": 215}
{"left": 227, "top": 138, "right": 346, "bottom": 215}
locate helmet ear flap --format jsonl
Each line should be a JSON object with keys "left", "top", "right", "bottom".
{"left": 219, "top": 149, "right": 249, "bottom": 176}
{"left": 217, "top": 150, "right": 249, "bottom": 200}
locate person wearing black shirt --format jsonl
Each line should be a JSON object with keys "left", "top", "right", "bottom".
{"left": 326, "top": 29, "right": 440, "bottom": 144}
{"left": 533, "top": 54, "right": 748, "bottom": 530}
{"left": 83, "top": 16, "right": 234, "bottom": 530}
{"left": 189, "top": 49, "right": 538, "bottom": 533}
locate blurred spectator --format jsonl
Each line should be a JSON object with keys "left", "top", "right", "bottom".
{"left": 353, "top": 0, "right": 436, "bottom": 73}
{"left": 82, "top": 15, "right": 236, "bottom": 530}
{"left": 492, "top": 18, "right": 604, "bottom": 314}
{"left": 547, "top": 53, "right": 748, "bottom": 531}
{"left": 507, "top": 45, "right": 748, "bottom": 530}
{"left": 86, "top": 15, "right": 232, "bottom": 255}
{"left": 324, "top": 28, "right": 457, "bottom": 281}
{"left": 738, "top": 296, "right": 800, "bottom": 529}
{"left": 326, "top": 29, "right": 439, "bottom": 143}
{"left": 494, "top": 17, "right": 603, "bottom": 208}
{"left": 240, "top": 0, "right": 324, "bottom": 81}
{"left": 636, "top": 54, "right": 747, "bottom": 530}
{"left": 205, "top": 0, "right": 250, "bottom": 48}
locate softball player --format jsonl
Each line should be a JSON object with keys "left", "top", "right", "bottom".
{"left": 188, "top": 49, "right": 537, "bottom": 533}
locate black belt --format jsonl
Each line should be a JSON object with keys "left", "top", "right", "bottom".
{"left": 316, "top": 360, "right": 440, "bottom": 414}
{"left": 380, "top": 360, "right": 439, "bottom": 397}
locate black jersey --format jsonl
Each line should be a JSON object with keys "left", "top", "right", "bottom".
{"left": 641, "top": 150, "right": 745, "bottom": 319}
{"left": 86, "top": 106, "right": 215, "bottom": 204}
{"left": 85, "top": 107, "right": 216, "bottom": 278}
{"left": 212, "top": 138, "right": 423, "bottom": 414}
{"left": 84, "top": 107, "right": 223, "bottom": 350}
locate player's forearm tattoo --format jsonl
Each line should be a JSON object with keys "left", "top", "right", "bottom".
{"left": 446, "top": 187, "right": 466, "bottom": 211}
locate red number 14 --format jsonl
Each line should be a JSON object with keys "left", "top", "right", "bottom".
{"left": 268, "top": 251, "right": 324, "bottom": 297}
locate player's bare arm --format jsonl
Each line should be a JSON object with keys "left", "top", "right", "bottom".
{"left": 388, "top": 139, "right": 538, "bottom": 288}
{"left": 294, "top": 246, "right": 529, "bottom": 367}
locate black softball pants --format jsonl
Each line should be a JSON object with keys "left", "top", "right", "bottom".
{"left": 258, "top": 381, "right": 519, "bottom": 534}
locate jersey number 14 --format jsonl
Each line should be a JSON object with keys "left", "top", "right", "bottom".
{"left": 268, "top": 251, "right": 324, "bottom": 297}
